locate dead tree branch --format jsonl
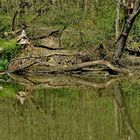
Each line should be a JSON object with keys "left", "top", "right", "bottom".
{"left": 49, "top": 60, "right": 131, "bottom": 75}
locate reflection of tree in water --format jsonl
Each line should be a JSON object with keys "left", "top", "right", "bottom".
{"left": 0, "top": 73, "right": 140, "bottom": 139}
{"left": 113, "top": 83, "right": 140, "bottom": 140}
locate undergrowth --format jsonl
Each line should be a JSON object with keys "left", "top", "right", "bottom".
{"left": 0, "top": 38, "right": 21, "bottom": 70}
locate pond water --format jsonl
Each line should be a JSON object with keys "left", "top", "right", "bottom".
{"left": 0, "top": 73, "right": 140, "bottom": 140}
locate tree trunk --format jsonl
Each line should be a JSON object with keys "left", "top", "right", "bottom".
{"left": 115, "top": 16, "right": 135, "bottom": 60}
{"left": 113, "top": 1, "right": 140, "bottom": 63}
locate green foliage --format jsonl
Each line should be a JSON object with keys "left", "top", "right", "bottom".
{"left": 131, "top": 15, "right": 140, "bottom": 36}
{"left": 0, "top": 82, "right": 20, "bottom": 98}
{"left": 0, "top": 13, "right": 11, "bottom": 35}
{"left": 0, "top": 0, "right": 139, "bottom": 50}
{"left": 0, "top": 38, "right": 21, "bottom": 70}
{"left": 0, "top": 59, "right": 8, "bottom": 70}
{"left": 0, "top": 38, "right": 21, "bottom": 60}
{"left": 92, "top": 1, "right": 115, "bottom": 44}
{"left": 52, "top": 8, "right": 84, "bottom": 27}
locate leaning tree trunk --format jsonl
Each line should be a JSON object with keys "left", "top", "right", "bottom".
{"left": 115, "top": 16, "right": 136, "bottom": 61}
{"left": 114, "top": 0, "right": 140, "bottom": 63}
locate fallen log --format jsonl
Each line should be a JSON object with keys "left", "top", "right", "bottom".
{"left": 49, "top": 60, "right": 131, "bottom": 75}
{"left": 1, "top": 60, "right": 131, "bottom": 75}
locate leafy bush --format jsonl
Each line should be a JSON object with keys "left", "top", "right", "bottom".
{"left": 0, "top": 38, "right": 21, "bottom": 59}
{"left": 0, "top": 59, "right": 8, "bottom": 70}
{"left": 0, "top": 38, "right": 21, "bottom": 70}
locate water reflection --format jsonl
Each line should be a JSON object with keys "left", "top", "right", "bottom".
{"left": 0, "top": 74, "right": 140, "bottom": 140}
{"left": 114, "top": 83, "right": 140, "bottom": 140}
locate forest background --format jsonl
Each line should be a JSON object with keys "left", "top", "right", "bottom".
{"left": 0, "top": 0, "right": 140, "bottom": 70}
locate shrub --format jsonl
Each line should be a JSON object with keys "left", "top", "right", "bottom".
{"left": 0, "top": 38, "right": 21, "bottom": 70}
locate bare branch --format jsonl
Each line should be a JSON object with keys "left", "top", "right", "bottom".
{"left": 49, "top": 60, "right": 131, "bottom": 75}
{"left": 115, "top": 0, "right": 126, "bottom": 7}
{"left": 129, "top": 1, "right": 140, "bottom": 20}
{"left": 12, "top": 11, "right": 19, "bottom": 31}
